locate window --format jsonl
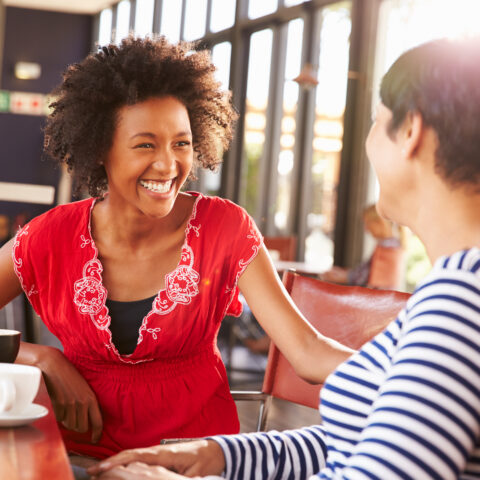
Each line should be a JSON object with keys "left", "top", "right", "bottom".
{"left": 202, "top": 41, "right": 233, "bottom": 195}
{"left": 211, "top": 42, "right": 232, "bottom": 90}
{"left": 183, "top": 0, "right": 208, "bottom": 40}
{"left": 210, "top": 0, "right": 236, "bottom": 32}
{"left": 248, "top": 0, "right": 277, "bottom": 19}
{"left": 98, "top": 8, "right": 113, "bottom": 46}
{"left": 242, "top": 29, "right": 273, "bottom": 216}
{"left": 160, "top": 0, "right": 182, "bottom": 43}
{"left": 273, "top": 18, "right": 304, "bottom": 233}
{"left": 134, "top": 0, "right": 154, "bottom": 37}
{"left": 115, "top": 0, "right": 130, "bottom": 44}
{"left": 305, "top": 2, "right": 351, "bottom": 270}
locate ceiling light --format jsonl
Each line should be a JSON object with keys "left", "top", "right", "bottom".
{"left": 14, "top": 62, "right": 41, "bottom": 80}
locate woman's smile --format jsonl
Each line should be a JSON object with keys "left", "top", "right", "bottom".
{"left": 139, "top": 178, "right": 175, "bottom": 194}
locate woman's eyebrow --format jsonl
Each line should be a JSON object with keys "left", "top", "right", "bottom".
{"left": 130, "top": 132, "right": 156, "bottom": 139}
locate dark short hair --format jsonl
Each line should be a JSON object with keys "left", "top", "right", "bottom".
{"left": 44, "top": 36, "right": 237, "bottom": 197}
{"left": 380, "top": 37, "right": 480, "bottom": 188}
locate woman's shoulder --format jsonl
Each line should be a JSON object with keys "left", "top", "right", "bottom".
{"left": 19, "top": 198, "right": 95, "bottom": 237}
{"left": 188, "top": 192, "right": 251, "bottom": 220}
{"left": 435, "top": 247, "right": 480, "bottom": 275}
{"left": 409, "top": 247, "right": 480, "bottom": 312}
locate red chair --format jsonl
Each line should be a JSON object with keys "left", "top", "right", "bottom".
{"left": 264, "top": 236, "right": 297, "bottom": 261}
{"left": 233, "top": 270, "right": 410, "bottom": 430}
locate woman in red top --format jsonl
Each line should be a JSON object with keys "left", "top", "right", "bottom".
{"left": 0, "top": 36, "right": 352, "bottom": 460}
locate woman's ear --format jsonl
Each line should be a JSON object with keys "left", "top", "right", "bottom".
{"left": 401, "top": 110, "right": 423, "bottom": 160}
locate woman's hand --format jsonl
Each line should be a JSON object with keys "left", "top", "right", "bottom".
{"left": 17, "top": 342, "right": 103, "bottom": 443}
{"left": 91, "top": 462, "right": 190, "bottom": 480}
{"left": 88, "top": 439, "right": 225, "bottom": 478}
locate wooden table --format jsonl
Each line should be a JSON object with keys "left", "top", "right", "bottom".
{"left": 0, "top": 378, "right": 74, "bottom": 480}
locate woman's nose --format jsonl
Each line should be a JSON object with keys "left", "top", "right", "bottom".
{"left": 152, "top": 149, "right": 176, "bottom": 173}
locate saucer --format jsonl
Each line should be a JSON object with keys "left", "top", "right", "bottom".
{"left": 0, "top": 403, "right": 48, "bottom": 427}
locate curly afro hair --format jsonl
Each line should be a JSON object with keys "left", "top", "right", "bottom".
{"left": 44, "top": 36, "right": 238, "bottom": 197}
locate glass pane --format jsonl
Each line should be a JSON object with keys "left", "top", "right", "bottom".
{"left": 210, "top": 0, "right": 236, "bottom": 32}
{"left": 160, "top": 0, "right": 182, "bottom": 43}
{"left": 98, "top": 8, "right": 113, "bottom": 46}
{"left": 372, "top": 0, "right": 480, "bottom": 111}
{"left": 134, "top": 0, "right": 154, "bottom": 37}
{"left": 202, "top": 42, "right": 233, "bottom": 196}
{"left": 242, "top": 29, "right": 273, "bottom": 216}
{"left": 304, "top": 1, "right": 351, "bottom": 271}
{"left": 273, "top": 18, "right": 304, "bottom": 233}
{"left": 211, "top": 41, "right": 232, "bottom": 89}
{"left": 115, "top": 0, "right": 130, "bottom": 44}
{"left": 248, "top": 0, "right": 278, "bottom": 19}
{"left": 183, "top": 0, "right": 208, "bottom": 40}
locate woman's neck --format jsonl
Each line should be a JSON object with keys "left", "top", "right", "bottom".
{"left": 411, "top": 184, "right": 480, "bottom": 264}
{"left": 92, "top": 192, "right": 194, "bottom": 249}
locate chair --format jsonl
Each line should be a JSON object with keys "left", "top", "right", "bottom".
{"left": 264, "top": 236, "right": 297, "bottom": 261}
{"left": 232, "top": 270, "right": 410, "bottom": 431}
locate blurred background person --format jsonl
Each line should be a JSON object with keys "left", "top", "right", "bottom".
{"left": 320, "top": 203, "right": 406, "bottom": 290}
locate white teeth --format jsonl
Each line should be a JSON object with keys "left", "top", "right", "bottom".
{"left": 139, "top": 179, "right": 173, "bottom": 193}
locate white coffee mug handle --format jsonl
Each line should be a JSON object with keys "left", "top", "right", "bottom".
{"left": 0, "top": 378, "right": 16, "bottom": 413}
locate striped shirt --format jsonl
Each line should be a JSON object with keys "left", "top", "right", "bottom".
{"left": 214, "top": 247, "right": 480, "bottom": 479}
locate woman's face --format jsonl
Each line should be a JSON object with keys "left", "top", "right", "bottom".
{"left": 104, "top": 96, "right": 193, "bottom": 219}
{"left": 365, "top": 103, "right": 411, "bottom": 224}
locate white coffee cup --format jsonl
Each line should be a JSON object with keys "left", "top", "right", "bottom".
{"left": 0, "top": 364, "right": 41, "bottom": 415}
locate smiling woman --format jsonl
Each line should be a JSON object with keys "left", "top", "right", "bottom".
{"left": 0, "top": 35, "right": 353, "bottom": 465}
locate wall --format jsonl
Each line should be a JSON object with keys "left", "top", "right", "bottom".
{"left": 0, "top": 7, "right": 92, "bottom": 223}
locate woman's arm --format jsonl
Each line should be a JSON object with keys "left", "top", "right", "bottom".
{"left": 238, "top": 246, "right": 354, "bottom": 384}
{"left": 89, "top": 425, "right": 328, "bottom": 480}
{"left": 0, "top": 238, "right": 103, "bottom": 442}
{"left": 17, "top": 342, "right": 103, "bottom": 442}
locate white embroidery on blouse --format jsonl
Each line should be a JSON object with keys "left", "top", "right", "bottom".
{"left": 74, "top": 195, "right": 202, "bottom": 364}
{"left": 137, "top": 245, "right": 201, "bottom": 344}
{"left": 80, "top": 235, "right": 91, "bottom": 248}
{"left": 223, "top": 226, "right": 262, "bottom": 312}
{"left": 12, "top": 226, "right": 38, "bottom": 297}
{"left": 73, "top": 258, "right": 109, "bottom": 328}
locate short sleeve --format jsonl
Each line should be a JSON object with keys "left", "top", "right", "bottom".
{"left": 11, "top": 222, "right": 43, "bottom": 315}
{"left": 223, "top": 202, "right": 263, "bottom": 316}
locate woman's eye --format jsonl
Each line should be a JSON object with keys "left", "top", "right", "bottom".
{"left": 135, "top": 143, "right": 154, "bottom": 149}
{"left": 176, "top": 141, "right": 191, "bottom": 147}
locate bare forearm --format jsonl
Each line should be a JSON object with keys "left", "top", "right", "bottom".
{"left": 294, "top": 335, "right": 355, "bottom": 384}
{"left": 17, "top": 340, "right": 103, "bottom": 442}
{"left": 16, "top": 341, "right": 61, "bottom": 369}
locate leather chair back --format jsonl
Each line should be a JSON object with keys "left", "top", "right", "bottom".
{"left": 262, "top": 271, "right": 411, "bottom": 409}
{"left": 264, "top": 236, "right": 297, "bottom": 261}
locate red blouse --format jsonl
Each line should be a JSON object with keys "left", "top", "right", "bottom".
{"left": 12, "top": 192, "right": 263, "bottom": 458}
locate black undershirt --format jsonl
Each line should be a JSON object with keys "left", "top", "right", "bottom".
{"left": 106, "top": 294, "right": 157, "bottom": 355}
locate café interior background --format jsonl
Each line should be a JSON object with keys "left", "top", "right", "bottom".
{"left": 1, "top": 0, "right": 479, "bottom": 293}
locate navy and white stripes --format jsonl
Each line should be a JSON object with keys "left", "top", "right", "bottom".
{"left": 213, "top": 247, "right": 480, "bottom": 479}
